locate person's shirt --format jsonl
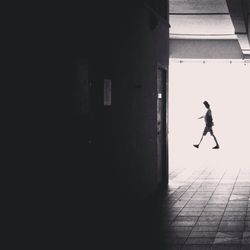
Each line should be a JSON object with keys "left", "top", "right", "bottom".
{"left": 205, "top": 109, "right": 213, "bottom": 127}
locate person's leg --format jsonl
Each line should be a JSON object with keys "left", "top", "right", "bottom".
{"left": 209, "top": 129, "right": 219, "bottom": 149}
{"left": 198, "top": 135, "right": 204, "bottom": 145}
{"left": 195, "top": 127, "right": 208, "bottom": 147}
{"left": 212, "top": 134, "right": 219, "bottom": 149}
{"left": 194, "top": 127, "right": 207, "bottom": 148}
{"left": 194, "top": 135, "right": 204, "bottom": 148}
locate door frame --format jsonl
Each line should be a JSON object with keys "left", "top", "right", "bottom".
{"left": 157, "top": 63, "right": 168, "bottom": 186}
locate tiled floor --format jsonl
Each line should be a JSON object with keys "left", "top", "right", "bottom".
{"left": 155, "top": 165, "right": 250, "bottom": 249}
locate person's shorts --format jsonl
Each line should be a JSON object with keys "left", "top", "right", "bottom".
{"left": 203, "top": 126, "right": 214, "bottom": 136}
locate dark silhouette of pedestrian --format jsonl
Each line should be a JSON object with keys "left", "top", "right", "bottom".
{"left": 193, "top": 101, "right": 220, "bottom": 149}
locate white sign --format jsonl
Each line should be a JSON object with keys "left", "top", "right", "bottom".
{"left": 104, "top": 79, "right": 112, "bottom": 106}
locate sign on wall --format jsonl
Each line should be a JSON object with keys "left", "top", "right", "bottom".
{"left": 104, "top": 79, "right": 112, "bottom": 106}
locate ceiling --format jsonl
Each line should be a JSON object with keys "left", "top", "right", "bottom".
{"left": 169, "top": 0, "right": 250, "bottom": 60}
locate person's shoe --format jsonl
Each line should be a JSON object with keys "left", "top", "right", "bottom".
{"left": 212, "top": 145, "right": 220, "bottom": 149}
{"left": 193, "top": 144, "right": 199, "bottom": 148}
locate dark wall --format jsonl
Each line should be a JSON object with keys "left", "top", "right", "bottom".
{"left": 29, "top": 1, "right": 169, "bottom": 248}
{"left": 51, "top": 3, "right": 170, "bottom": 202}
{"left": 86, "top": 4, "right": 169, "bottom": 249}
{"left": 104, "top": 6, "right": 169, "bottom": 200}
{"left": 79, "top": 3, "right": 170, "bottom": 203}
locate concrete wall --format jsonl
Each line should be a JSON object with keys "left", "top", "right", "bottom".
{"left": 111, "top": 6, "right": 169, "bottom": 200}
{"left": 19, "top": 2, "right": 169, "bottom": 248}
{"left": 170, "top": 39, "right": 243, "bottom": 59}
{"left": 90, "top": 4, "right": 169, "bottom": 201}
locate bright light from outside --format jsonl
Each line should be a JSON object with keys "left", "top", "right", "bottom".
{"left": 169, "top": 61, "right": 250, "bottom": 182}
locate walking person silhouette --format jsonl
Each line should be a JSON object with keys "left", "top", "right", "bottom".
{"left": 193, "top": 101, "right": 220, "bottom": 149}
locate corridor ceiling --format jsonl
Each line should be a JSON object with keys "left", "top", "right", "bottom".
{"left": 169, "top": 0, "right": 250, "bottom": 60}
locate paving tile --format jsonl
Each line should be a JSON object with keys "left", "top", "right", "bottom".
{"left": 244, "top": 221, "right": 250, "bottom": 227}
{"left": 196, "top": 220, "right": 221, "bottom": 226}
{"left": 198, "top": 216, "right": 222, "bottom": 222}
{"left": 222, "top": 215, "right": 245, "bottom": 221}
{"left": 173, "top": 201, "right": 188, "bottom": 208}
{"left": 214, "top": 237, "right": 241, "bottom": 244}
{"left": 224, "top": 227, "right": 245, "bottom": 234}
{"left": 225, "top": 207, "right": 247, "bottom": 212}
{"left": 168, "top": 214, "right": 179, "bottom": 221}
{"left": 172, "top": 220, "right": 197, "bottom": 227}
{"left": 201, "top": 211, "right": 224, "bottom": 216}
{"left": 209, "top": 198, "right": 229, "bottom": 203}
{"left": 185, "top": 237, "right": 214, "bottom": 244}
{"left": 219, "top": 221, "right": 244, "bottom": 227}
{"left": 165, "top": 167, "right": 250, "bottom": 248}
{"left": 211, "top": 245, "right": 242, "bottom": 250}
{"left": 185, "top": 203, "right": 207, "bottom": 208}
{"left": 180, "top": 196, "right": 195, "bottom": 201}
{"left": 231, "top": 192, "right": 249, "bottom": 196}
{"left": 203, "top": 207, "right": 225, "bottom": 212}
{"left": 215, "top": 232, "right": 242, "bottom": 238}
{"left": 167, "top": 226, "right": 193, "bottom": 232}
{"left": 182, "top": 246, "right": 212, "bottom": 250}
{"left": 228, "top": 201, "right": 248, "bottom": 206}
{"left": 172, "top": 231, "right": 191, "bottom": 238}
{"left": 207, "top": 200, "right": 228, "bottom": 205}
{"left": 205, "top": 204, "right": 227, "bottom": 208}
{"left": 224, "top": 211, "right": 246, "bottom": 216}
{"left": 218, "top": 221, "right": 244, "bottom": 232}
{"left": 181, "top": 207, "right": 204, "bottom": 212}
{"left": 244, "top": 226, "right": 250, "bottom": 232}
{"left": 242, "top": 231, "right": 250, "bottom": 244}
{"left": 175, "top": 216, "right": 199, "bottom": 221}
{"left": 230, "top": 195, "right": 249, "bottom": 201}
{"left": 189, "top": 231, "right": 217, "bottom": 238}
{"left": 211, "top": 195, "right": 230, "bottom": 198}
{"left": 178, "top": 211, "right": 203, "bottom": 217}
{"left": 194, "top": 192, "right": 213, "bottom": 196}
{"left": 192, "top": 226, "right": 218, "bottom": 232}
{"left": 215, "top": 188, "right": 233, "bottom": 192}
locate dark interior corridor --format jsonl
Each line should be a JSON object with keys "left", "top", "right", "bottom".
{"left": 17, "top": 1, "right": 250, "bottom": 249}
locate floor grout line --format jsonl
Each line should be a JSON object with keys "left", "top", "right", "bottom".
{"left": 181, "top": 166, "right": 228, "bottom": 247}
{"left": 161, "top": 166, "right": 250, "bottom": 249}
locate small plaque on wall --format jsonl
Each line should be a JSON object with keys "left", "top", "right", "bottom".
{"left": 104, "top": 79, "right": 112, "bottom": 106}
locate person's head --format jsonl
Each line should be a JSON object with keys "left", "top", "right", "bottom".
{"left": 203, "top": 101, "right": 210, "bottom": 109}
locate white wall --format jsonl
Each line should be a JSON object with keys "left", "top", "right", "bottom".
{"left": 169, "top": 61, "right": 250, "bottom": 173}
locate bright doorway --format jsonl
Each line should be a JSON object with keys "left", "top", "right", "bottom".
{"left": 169, "top": 60, "right": 250, "bottom": 183}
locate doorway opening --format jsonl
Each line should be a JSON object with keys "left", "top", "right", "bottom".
{"left": 169, "top": 60, "right": 250, "bottom": 184}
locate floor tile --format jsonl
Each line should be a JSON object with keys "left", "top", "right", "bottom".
{"left": 242, "top": 231, "right": 250, "bottom": 244}
{"left": 192, "top": 226, "right": 218, "bottom": 232}
{"left": 185, "top": 237, "right": 214, "bottom": 244}
{"left": 189, "top": 231, "right": 217, "bottom": 238}
{"left": 182, "top": 246, "right": 212, "bottom": 250}
{"left": 156, "top": 166, "right": 250, "bottom": 249}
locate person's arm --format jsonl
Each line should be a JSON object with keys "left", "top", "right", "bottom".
{"left": 198, "top": 116, "right": 204, "bottom": 119}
